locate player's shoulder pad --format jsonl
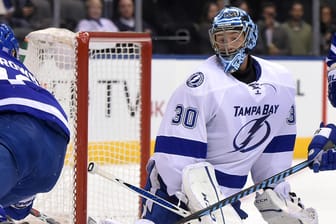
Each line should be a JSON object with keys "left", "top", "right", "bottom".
{"left": 184, "top": 56, "right": 229, "bottom": 92}
{"left": 252, "top": 56, "right": 290, "bottom": 75}
{"left": 253, "top": 56, "right": 295, "bottom": 87}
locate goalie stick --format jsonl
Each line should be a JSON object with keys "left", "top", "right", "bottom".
{"left": 88, "top": 160, "right": 311, "bottom": 223}
{"left": 175, "top": 159, "right": 312, "bottom": 224}
{"left": 29, "top": 208, "right": 60, "bottom": 224}
{"left": 87, "top": 162, "right": 191, "bottom": 218}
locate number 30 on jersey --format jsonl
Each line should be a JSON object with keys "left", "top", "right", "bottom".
{"left": 171, "top": 104, "right": 199, "bottom": 129}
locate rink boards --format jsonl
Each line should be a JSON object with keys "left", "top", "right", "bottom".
{"left": 62, "top": 136, "right": 310, "bottom": 167}
{"left": 63, "top": 58, "right": 329, "bottom": 164}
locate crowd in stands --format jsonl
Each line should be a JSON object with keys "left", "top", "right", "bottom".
{"left": 0, "top": 0, "right": 335, "bottom": 56}
{"left": 75, "top": 0, "right": 118, "bottom": 32}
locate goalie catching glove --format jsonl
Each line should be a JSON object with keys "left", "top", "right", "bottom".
{"left": 181, "top": 162, "right": 244, "bottom": 224}
{"left": 254, "top": 181, "right": 318, "bottom": 224}
{"left": 308, "top": 123, "right": 336, "bottom": 172}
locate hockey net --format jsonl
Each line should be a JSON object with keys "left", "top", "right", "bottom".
{"left": 21, "top": 28, "right": 152, "bottom": 224}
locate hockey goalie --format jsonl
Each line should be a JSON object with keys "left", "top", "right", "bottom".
{"left": 133, "top": 6, "right": 320, "bottom": 224}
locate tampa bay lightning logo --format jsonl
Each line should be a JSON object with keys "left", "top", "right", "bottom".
{"left": 186, "top": 72, "right": 204, "bottom": 88}
{"left": 232, "top": 114, "right": 271, "bottom": 153}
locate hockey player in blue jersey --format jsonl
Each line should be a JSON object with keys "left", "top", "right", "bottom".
{"left": 0, "top": 24, "right": 69, "bottom": 223}
{"left": 135, "top": 6, "right": 318, "bottom": 224}
{"left": 325, "top": 32, "right": 336, "bottom": 107}
{"left": 306, "top": 32, "right": 336, "bottom": 173}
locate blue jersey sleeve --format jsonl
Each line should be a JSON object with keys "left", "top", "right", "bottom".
{"left": 0, "top": 52, "right": 70, "bottom": 138}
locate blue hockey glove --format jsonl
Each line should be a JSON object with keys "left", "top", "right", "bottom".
{"left": 4, "top": 195, "right": 35, "bottom": 220}
{"left": 326, "top": 32, "right": 336, "bottom": 107}
{"left": 308, "top": 123, "right": 336, "bottom": 173}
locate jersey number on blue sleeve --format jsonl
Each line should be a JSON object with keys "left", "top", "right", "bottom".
{"left": 0, "top": 67, "right": 39, "bottom": 85}
{"left": 171, "top": 104, "right": 198, "bottom": 129}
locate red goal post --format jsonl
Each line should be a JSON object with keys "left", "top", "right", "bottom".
{"left": 23, "top": 29, "right": 152, "bottom": 224}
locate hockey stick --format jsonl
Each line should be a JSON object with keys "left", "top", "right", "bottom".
{"left": 29, "top": 208, "right": 60, "bottom": 224}
{"left": 175, "top": 159, "right": 312, "bottom": 224}
{"left": 87, "top": 162, "right": 191, "bottom": 218}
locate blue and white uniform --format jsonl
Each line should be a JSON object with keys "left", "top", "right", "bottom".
{"left": 0, "top": 50, "right": 69, "bottom": 217}
{"left": 0, "top": 52, "right": 69, "bottom": 137}
{"left": 141, "top": 55, "right": 296, "bottom": 223}
{"left": 326, "top": 32, "right": 336, "bottom": 107}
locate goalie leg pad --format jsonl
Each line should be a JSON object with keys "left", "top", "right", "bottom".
{"left": 140, "top": 161, "right": 188, "bottom": 224}
{"left": 182, "top": 162, "right": 243, "bottom": 224}
{"left": 254, "top": 182, "right": 318, "bottom": 224}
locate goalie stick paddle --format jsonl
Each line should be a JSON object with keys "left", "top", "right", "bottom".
{"left": 87, "top": 162, "right": 191, "bottom": 218}
{"left": 29, "top": 208, "right": 60, "bottom": 224}
{"left": 175, "top": 159, "right": 312, "bottom": 224}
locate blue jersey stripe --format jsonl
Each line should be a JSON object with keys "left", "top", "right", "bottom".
{"left": 0, "top": 98, "right": 68, "bottom": 128}
{"left": 215, "top": 169, "right": 248, "bottom": 189}
{"left": 0, "top": 102, "right": 69, "bottom": 137}
{"left": 154, "top": 136, "right": 207, "bottom": 158}
{"left": 263, "top": 134, "right": 296, "bottom": 153}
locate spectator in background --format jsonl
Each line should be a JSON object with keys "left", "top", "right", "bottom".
{"left": 320, "top": 4, "right": 336, "bottom": 55}
{"left": 76, "top": 0, "right": 118, "bottom": 32}
{"left": 232, "top": 0, "right": 250, "bottom": 14}
{"left": 254, "top": 2, "right": 290, "bottom": 56}
{"left": 0, "top": 0, "right": 14, "bottom": 24}
{"left": 113, "top": 0, "right": 152, "bottom": 33}
{"left": 216, "top": 0, "right": 225, "bottom": 10}
{"left": 60, "top": 0, "right": 85, "bottom": 31}
{"left": 322, "top": 0, "right": 336, "bottom": 16}
{"left": 8, "top": 0, "right": 52, "bottom": 44}
{"left": 9, "top": 0, "right": 34, "bottom": 28}
{"left": 281, "top": 1, "right": 312, "bottom": 55}
{"left": 271, "top": 1, "right": 311, "bottom": 24}
{"left": 196, "top": 1, "right": 219, "bottom": 54}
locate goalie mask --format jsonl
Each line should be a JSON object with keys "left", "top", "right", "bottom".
{"left": 0, "top": 24, "right": 19, "bottom": 58}
{"left": 209, "top": 6, "right": 258, "bottom": 73}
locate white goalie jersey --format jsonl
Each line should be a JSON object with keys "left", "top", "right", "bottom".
{"left": 151, "top": 55, "right": 297, "bottom": 198}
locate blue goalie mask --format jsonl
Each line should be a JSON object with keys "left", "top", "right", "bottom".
{"left": 0, "top": 24, "right": 19, "bottom": 58}
{"left": 209, "top": 6, "right": 258, "bottom": 73}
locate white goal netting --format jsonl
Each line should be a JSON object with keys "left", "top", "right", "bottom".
{"left": 20, "top": 28, "right": 151, "bottom": 224}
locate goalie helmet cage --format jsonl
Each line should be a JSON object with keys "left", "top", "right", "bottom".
{"left": 23, "top": 29, "right": 152, "bottom": 224}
